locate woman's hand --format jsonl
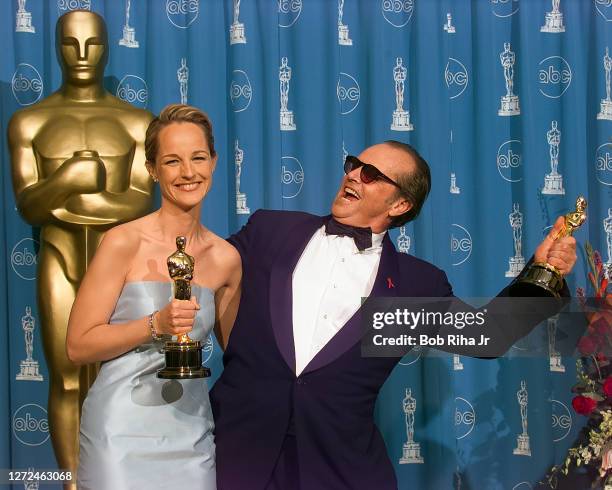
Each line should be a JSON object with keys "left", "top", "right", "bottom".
{"left": 154, "top": 296, "right": 201, "bottom": 337}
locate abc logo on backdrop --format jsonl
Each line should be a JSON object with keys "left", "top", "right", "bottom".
{"left": 538, "top": 56, "right": 572, "bottom": 99}
{"left": 11, "top": 238, "right": 39, "bottom": 281}
{"left": 337, "top": 73, "right": 361, "bottom": 115}
{"left": 497, "top": 140, "right": 523, "bottom": 182}
{"left": 445, "top": 58, "right": 469, "bottom": 99}
{"left": 57, "top": 0, "right": 91, "bottom": 13}
{"left": 12, "top": 404, "right": 50, "bottom": 447}
{"left": 11, "top": 64, "right": 43, "bottom": 107}
{"left": 381, "top": 0, "right": 414, "bottom": 27}
{"left": 451, "top": 224, "right": 472, "bottom": 266}
{"left": 278, "top": 0, "right": 303, "bottom": 27}
{"left": 166, "top": 0, "right": 199, "bottom": 29}
{"left": 596, "top": 142, "right": 612, "bottom": 185}
{"left": 116, "top": 75, "right": 148, "bottom": 109}
{"left": 230, "top": 70, "right": 253, "bottom": 113}
{"left": 281, "top": 156, "right": 304, "bottom": 199}
{"left": 454, "top": 397, "right": 476, "bottom": 440}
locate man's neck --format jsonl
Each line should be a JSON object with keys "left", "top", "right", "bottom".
{"left": 332, "top": 216, "right": 389, "bottom": 234}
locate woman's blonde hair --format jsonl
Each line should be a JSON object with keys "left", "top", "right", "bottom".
{"left": 145, "top": 104, "right": 216, "bottom": 163}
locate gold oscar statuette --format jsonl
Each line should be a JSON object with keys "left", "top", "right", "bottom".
{"left": 157, "top": 236, "right": 211, "bottom": 379}
{"left": 7, "top": 10, "right": 153, "bottom": 480}
{"left": 509, "top": 196, "right": 587, "bottom": 298}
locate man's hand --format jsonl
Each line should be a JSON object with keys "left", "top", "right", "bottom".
{"left": 533, "top": 216, "right": 577, "bottom": 275}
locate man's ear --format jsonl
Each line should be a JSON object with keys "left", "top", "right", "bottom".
{"left": 389, "top": 196, "right": 412, "bottom": 218}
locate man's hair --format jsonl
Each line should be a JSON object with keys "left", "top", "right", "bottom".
{"left": 145, "top": 104, "right": 216, "bottom": 163}
{"left": 384, "top": 140, "right": 431, "bottom": 228}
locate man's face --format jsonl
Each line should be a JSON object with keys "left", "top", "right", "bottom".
{"left": 331, "top": 143, "right": 413, "bottom": 233}
{"left": 57, "top": 12, "right": 107, "bottom": 85}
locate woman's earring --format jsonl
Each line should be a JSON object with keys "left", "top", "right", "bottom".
{"left": 152, "top": 176, "right": 158, "bottom": 183}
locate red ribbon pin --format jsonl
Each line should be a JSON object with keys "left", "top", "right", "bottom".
{"left": 387, "top": 277, "right": 395, "bottom": 289}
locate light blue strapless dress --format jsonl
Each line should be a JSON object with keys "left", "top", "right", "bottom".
{"left": 78, "top": 282, "right": 216, "bottom": 490}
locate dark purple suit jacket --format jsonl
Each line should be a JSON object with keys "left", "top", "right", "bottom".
{"left": 210, "top": 210, "right": 561, "bottom": 489}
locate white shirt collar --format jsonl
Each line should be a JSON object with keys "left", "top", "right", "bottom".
{"left": 320, "top": 225, "right": 386, "bottom": 253}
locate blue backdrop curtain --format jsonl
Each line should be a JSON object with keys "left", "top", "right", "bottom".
{"left": 0, "top": 0, "right": 611, "bottom": 488}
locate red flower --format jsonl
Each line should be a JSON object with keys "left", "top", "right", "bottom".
{"left": 604, "top": 377, "right": 612, "bottom": 398}
{"left": 572, "top": 395, "right": 598, "bottom": 415}
{"left": 578, "top": 336, "right": 598, "bottom": 355}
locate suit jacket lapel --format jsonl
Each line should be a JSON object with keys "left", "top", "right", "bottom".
{"left": 269, "top": 214, "right": 326, "bottom": 374}
{"left": 302, "top": 233, "right": 399, "bottom": 374}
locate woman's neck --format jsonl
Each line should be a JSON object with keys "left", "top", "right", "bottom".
{"left": 156, "top": 202, "right": 204, "bottom": 247}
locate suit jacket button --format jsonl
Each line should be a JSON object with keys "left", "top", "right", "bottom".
{"left": 296, "top": 378, "right": 304, "bottom": 385}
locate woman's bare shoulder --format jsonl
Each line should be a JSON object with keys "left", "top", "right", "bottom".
{"left": 201, "top": 229, "right": 240, "bottom": 265}
{"left": 100, "top": 215, "right": 154, "bottom": 255}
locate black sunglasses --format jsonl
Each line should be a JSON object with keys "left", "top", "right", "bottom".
{"left": 344, "top": 155, "right": 401, "bottom": 189}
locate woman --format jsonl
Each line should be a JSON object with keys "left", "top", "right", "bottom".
{"left": 66, "top": 104, "right": 241, "bottom": 489}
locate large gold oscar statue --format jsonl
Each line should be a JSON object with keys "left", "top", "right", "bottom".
{"left": 7, "top": 10, "right": 153, "bottom": 480}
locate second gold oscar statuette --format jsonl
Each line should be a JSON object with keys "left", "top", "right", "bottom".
{"left": 157, "top": 236, "right": 211, "bottom": 379}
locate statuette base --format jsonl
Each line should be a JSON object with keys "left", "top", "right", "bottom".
{"left": 513, "top": 434, "right": 532, "bottom": 456}
{"left": 391, "top": 110, "right": 414, "bottom": 131}
{"left": 157, "top": 340, "right": 211, "bottom": 379}
{"left": 16, "top": 360, "right": 43, "bottom": 381}
{"left": 338, "top": 24, "right": 352, "bottom": 46}
{"left": 598, "top": 99, "right": 612, "bottom": 121}
{"left": 541, "top": 12, "right": 565, "bottom": 33}
{"left": 542, "top": 172, "right": 565, "bottom": 195}
{"left": 16, "top": 12, "right": 35, "bottom": 33}
{"left": 549, "top": 354, "right": 565, "bottom": 373}
{"left": 230, "top": 23, "right": 246, "bottom": 45}
{"left": 236, "top": 192, "right": 250, "bottom": 215}
{"left": 499, "top": 95, "right": 521, "bottom": 116}
{"left": 119, "top": 26, "right": 139, "bottom": 48}
{"left": 280, "top": 110, "right": 296, "bottom": 131}
{"left": 506, "top": 256, "right": 526, "bottom": 278}
{"left": 399, "top": 442, "right": 424, "bottom": 464}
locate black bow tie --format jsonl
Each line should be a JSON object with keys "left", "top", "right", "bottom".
{"left": 325, "top": 217, "right": 373, "bottom": 251}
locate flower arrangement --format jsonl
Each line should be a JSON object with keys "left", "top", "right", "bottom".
{"left": 546, "top": 243, "right": 612, "bottom": 489}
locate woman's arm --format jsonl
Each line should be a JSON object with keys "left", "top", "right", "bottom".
{"left": 66, "top": 226, "right": 197, "bottom": 365}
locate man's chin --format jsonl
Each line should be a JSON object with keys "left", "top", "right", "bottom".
{"left": 331, "top": 198, "right": 354, "bottom": 218}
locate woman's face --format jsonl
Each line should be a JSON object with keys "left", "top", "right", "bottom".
{"left": 147, "top": 122, "right": 217, "bottom": 211}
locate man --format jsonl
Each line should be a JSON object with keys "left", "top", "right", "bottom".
{"left": 210, "top": 141, "right": 576, "bottom": 489}
{"left": 8, "top": 11, "right": 153, "bottom": 477}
